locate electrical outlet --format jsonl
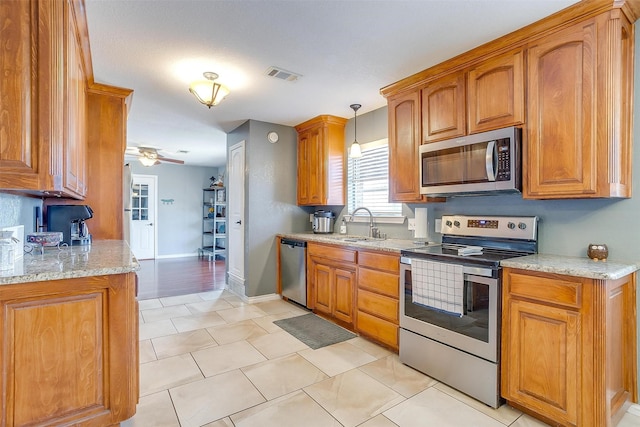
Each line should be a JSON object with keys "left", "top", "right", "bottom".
{"left": 407, "top": 218, "right": 416, "bottom": 231}
{"left": 435, "top": 218, "right": 442, "bottom": 232}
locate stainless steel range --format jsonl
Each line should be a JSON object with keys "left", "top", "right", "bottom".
{"left": 399, "top": 214, "right": 538, "bottom": 408}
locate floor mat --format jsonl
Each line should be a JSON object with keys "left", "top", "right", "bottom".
{"left": 274, "top": 313, "right": 357, "bottom": 350}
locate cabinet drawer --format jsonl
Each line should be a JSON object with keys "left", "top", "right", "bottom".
{"left": 358, "top": 251, "right": 399, "bottom": 273}
{"left": 505, "top": 269, "right": 583, "bottom": 309}
{"left": 308, "top": 243, "right": 356, "bottom": 263}
{"left": 357, "top": 311, "right": 398, "bottom": 349}
{"left": 357, "top": 289, "right": 398, "bottom": 322}
{"left": 358, "top": 267, "right": 399, "bottom": 298}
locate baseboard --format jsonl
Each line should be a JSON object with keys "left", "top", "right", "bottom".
{"left": 156, "top": 253, "right": 199, "bottom": 259}
{"left": 244, "top": 293, "right": 281, "bottom": 304}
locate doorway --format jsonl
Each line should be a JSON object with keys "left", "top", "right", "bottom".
{"left": 130, "top": 174, "right": 157, "bottom": 260}
{"left": 227, "top": 141, "right": 245, "bottom": 294}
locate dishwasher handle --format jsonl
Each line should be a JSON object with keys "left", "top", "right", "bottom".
{"left": 280, "top": 238, "right": 307, "bottom": 248}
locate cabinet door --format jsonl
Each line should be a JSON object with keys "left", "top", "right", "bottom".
{"left": 296, "top": 131, "right": 310, "bottom": 205}
{"left": 333, "top": 266, "right": 355, "bottom": 325}
{"left": 526, "top": 20, "right": 597, "bottom": 198}
{"left": 502, "top": 298, "right": 579, "bottom": 425}
{"left": 422, "top": 71, "right": 466, "bottom": 143}
{"left": 467, "top": 49, "right": 524, "bottom": 133}
{"left": 312, "top": 260, "right": 332, "bottom": 316}
{"left": 388, "top": 91, "right": 424, "bottom": 203}
{"left": 306, "top": 125, "right": 324, "bottom": 205}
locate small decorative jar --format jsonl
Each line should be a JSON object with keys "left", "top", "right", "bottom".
{"left": 587, "top": 243, "right": 608, "bottom": 261}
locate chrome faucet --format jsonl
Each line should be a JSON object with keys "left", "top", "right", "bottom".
{"left": 350, "top": 207, "right": 379, "bottom": 238}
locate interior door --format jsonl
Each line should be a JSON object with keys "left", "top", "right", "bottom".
{"left": 130, "top": 174, "right": 157, "bottom": 260}
{"left": 227, "top": 141, "right": 245, "bottom": 283}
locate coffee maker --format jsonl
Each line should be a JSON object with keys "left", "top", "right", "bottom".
{"left": 47, "top": 205, "right": 93, "bottom": 245}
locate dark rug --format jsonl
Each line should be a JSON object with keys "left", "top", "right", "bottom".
{"left": 274, "top": 313, "right": 357, "bottom": 350}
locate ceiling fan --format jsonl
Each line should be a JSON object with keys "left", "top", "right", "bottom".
{"left": 126, "top": 146, "right": 184, "bottom": 166}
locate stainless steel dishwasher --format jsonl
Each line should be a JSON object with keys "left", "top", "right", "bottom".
{"left": 279, "top": 238, "right": 307, "bottom": 307}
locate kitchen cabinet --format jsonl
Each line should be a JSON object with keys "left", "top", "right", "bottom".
{"left": 421, "top": 71, "right": 466, "bottom": 143}
{"left": 356, "top": 250, "right": 400, "bottom": 351}
{"left": 0, "top": 0, "right": 90, "bottom": 199}
{"left": 0, "top": 272, "right": 138, "bottom": 426}
{"left": 295, "top": 115, "right": 347, "bottom": 206}
{"left": 308, "top": 242, "right": 356, "bottom": 327}
{"left": 467, "top": 49, "right": 525, "bottom": 133}
{"left": 501, "top": 268, "right": 637, "bottom": 427}
{"left": 525, "top": 12, "right": 633, "bottom": 199}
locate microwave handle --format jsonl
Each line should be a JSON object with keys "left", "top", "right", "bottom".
{"left": 485, "top": 140, "right": 497, "bottom": 182}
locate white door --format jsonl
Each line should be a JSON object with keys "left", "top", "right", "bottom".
{"left": 228, "top": 141, "right": 245, "bottom": 281}
{"left": 130, "top": 174, "right": 157, "bottom": 260}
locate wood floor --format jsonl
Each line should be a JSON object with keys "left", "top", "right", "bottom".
{"left": 136, "top": 257, "right": 226, "bottom": 300}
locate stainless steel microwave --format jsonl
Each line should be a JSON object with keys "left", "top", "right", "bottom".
{"left": 419, "top": 126, "right": 521, "bottom": 196}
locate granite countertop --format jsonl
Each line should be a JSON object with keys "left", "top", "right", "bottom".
{"left": 0, "top": 240, "right": 139, "bottom": 285}
{"left": 500, "top": 254, "right": 640, "bottom": 280}
{"left": 278, "top": 232, "right": 432, "bottom": 253}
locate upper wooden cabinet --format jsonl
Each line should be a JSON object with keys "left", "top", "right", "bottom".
{"left": 525, "top": 12, "right": 634, "bottom": 199}
{"left": 422, "top": 71, "right": 466, "bottom": 143}
{"left": 0, "top": 0, "right": 89, "bottom": 199}
{"left": 467, "top": 49, "right": 525, "bottom": 134}
{"left": 295, "top": 115, "right": 347, "bottom": 206}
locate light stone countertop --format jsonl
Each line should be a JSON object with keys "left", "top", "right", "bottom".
{"left": 500, "top": 254, "right": 640, "bottom": 280}
{"left": 278, "top": 232, "right": 433, "bottom": 253}
{"left": 0, "top": 240, "right": 139, "bottom": 285}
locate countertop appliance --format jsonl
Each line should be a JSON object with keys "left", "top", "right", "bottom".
{"left": 419, "top": 126, "right": 521, "bottom": 196}
{"left": 280, "top": 238, "right": 308, "bottom": 307}
{"left": 47, "top": 205, "right": 94, "bottom": 246}
{"left": 313, "top": 210, "right": 335, "bottom": 234}
{"left": 399, "top": 214, "right": 538, "bottom": 408}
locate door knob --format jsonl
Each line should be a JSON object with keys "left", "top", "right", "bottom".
{"left": 236, "top": 220, "right": 242, "bottom": 225}
{"left": 147, "top": 223, "right": 153, "bottom": 226}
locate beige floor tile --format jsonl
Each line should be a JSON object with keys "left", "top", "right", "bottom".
{"left": 221, "top": 294, "right": 246, "bottom": 307}
{"left": 196, "top": 289, "right": 225, "bottom": 301}
{"left": 251, "top": 311, "right": 302, "bottom": 333}
{"left": 152, "top": 329, "right": 217, "bottom": 359}
{"left": 617, "top": 411, "right": 640, "bottom": 427}
{"left": 511, "top": 413, "right": 553, "bottom": 426}
{"left": 216, "top": 305, "right": 268, "bottom": 323}
{"left": 201, "top": 418, "right": 234, "bottom": 427}
{"left": 230, "top": 390, "right": 341, "bottom": 427}
{"left": 206, "top": 319, "right": 269, "bottom": 345}
{"left": 121, "top": 390, "right": 180, "bottom": 427}
{"left": 254, "top": 299, "right": 301, "bottom": 315}
{"left": 141, "top": 305, "right": 192, "bottom": 323}
{"left": 138, "top": 298, "right": 162, "bottom": 310}
{"left": 248, "top": 330, "right": 309, "bottom": 359}
{"left": 383, "top": 386, "right": 505, "bottom": 427}
{"left": 169, "top": 370, "right": 265, "bottom": 427}
{"left": 139, "top": 353, "right": 204, "bottom": 397}
{"left": 192, "top": 340, "right": 267, "bottom": 377}
{"left": 160, "top": 293, "right": 205, "bottom": 306}
{"left": 185, "top": 299, "right": 233, "bottom": 314}
{"left": 304, "top": 368, "right": 404, "bottom": 427}
{"left": 299, "top": 341, "right": 377, "bottom": 377}
{"left": 433, "top": 382, "right": 522, "bottom": 425}
{"left": 139, "top": 339, "right": 157, "bottom": 363}
{"left": 359, "top": 355, "right": 437, "bottom": 398}
{"left": 139, "top": 319, "right": 178, "bottom": 341}
{"left": 171, "top": 311, "right": 226, "bottom": 333}
{"left": 242, "top": 353, "right": 328, "bottom": 400}
{"left": 139, "top": 312, "right": 145, "bottom": 325}
{"left": 347, "top": 336, "right": 394, "bottom": 359}
{"left": 359, "top": 415, "right": 399, "bottom": 427}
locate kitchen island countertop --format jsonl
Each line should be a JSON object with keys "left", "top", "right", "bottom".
{"left": 500, "top": 253, "right": 640, "bottom": 280}
{"left": 278, "top": 232, "right": 431, "bottom": 253}
{"left": 0, "top": 240, "right": 139, "bottom": 285}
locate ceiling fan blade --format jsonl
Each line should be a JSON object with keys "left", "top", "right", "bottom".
{"left": 158, "top": 157, "right": 185, "bottom": 164}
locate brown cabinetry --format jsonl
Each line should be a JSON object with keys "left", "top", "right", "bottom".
{"left": 422, "top": 71, "right": 466, "bottom": 143}
{"left": 525, "top": 13, "right": 633, "bottom": 199}
{"left": 295, "top": 115, "right": 347, "bottom": 206}
{"left": 0, "top": 0, "right": 90, "bottom": 199}
{"left": 501, "top": 268, "right": 637, "bottom": 427}
{"left": 0, "top": 273, "right": 139, "bottom": 426}
{"left": 308, "top": 243, "right": 356, "bottom": 327}
{"left": 356, "top": 251, "right": 400, "bottom": 350}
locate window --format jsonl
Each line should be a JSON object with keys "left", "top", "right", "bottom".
{"left": 347, "top": 139, "right": 403, "bottom": 221}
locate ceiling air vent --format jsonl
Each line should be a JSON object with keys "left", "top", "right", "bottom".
{"left": 265, "top": 66, "right": 301, "bottom": 82}
{"left": 176, "top": 150, "right": 189, "bottom": 154}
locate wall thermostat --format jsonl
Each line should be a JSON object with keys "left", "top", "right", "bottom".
{"left": 267, "top": 131, "right": 279, "bottom": 143}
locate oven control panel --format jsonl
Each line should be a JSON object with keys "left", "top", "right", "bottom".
{"left": 440, "top": 215, "right": 537, "bottom": 240}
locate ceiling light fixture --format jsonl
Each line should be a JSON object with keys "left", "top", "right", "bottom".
{"left": 349, "top": 104, "right": 362, "bottom": 158}
{"left": 189, "top": 72, "right": 230, "bottom": 108}
{"left": 139, "top": 156, "right": 157, "bottom": 167}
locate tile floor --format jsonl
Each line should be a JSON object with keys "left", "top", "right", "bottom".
{"left": 125, "top": 289, "right": 640, "bottom": 427}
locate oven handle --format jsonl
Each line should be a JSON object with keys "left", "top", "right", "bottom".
{"left": 462, "top": 265, "right": 494, "bottom": 278}
{"left": 465, "top": 274, "right": 497, "bottom": 286}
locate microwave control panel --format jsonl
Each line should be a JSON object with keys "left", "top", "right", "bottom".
{"left": 496, "top": 138, "right": 511, "bottom": 181}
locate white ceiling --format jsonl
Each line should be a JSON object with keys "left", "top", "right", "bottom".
{"left": 85, "top": 0, "right": 578, "bottom": 167}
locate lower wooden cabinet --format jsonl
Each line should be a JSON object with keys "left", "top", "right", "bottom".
{"left": 0, "top": 273, "right": 139, "bottom": 426}
{"left": 501, "top": 268, "right": 637, "bottom": 427}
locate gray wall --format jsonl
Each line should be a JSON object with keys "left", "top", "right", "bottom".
{"left": 129, "top": 162, "right": 218, "bottom": 257}
{"left": 227, "top": 120, "right": 310, "bottom": 298}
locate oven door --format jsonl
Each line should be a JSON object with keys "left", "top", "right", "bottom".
{"left": 400, "top": 259, "right": 500, "bottom": 362}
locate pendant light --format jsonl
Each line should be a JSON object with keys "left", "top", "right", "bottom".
{"left": 349, "top": 104, "right": 362, "bottom": 158}
{"left": 189, "top": 72, "right": 230, "bottom": 108}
